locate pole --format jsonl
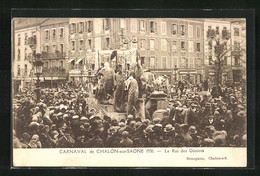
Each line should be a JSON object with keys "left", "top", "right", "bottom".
{"left": 51, "top": 69, "right": 53, "bottom": 88}
{"left": 35, "top": 73, "right": 40, "bottom": 102}
{"left": 230, "top": 22, "right": 233, "bottom": 83}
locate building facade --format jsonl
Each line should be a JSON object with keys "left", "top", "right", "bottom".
{"left": 127, "top": 18, "right": 205, "bottom": 84}
{"left": 13, "top": 18, "right": 246, "bottom": 90}
{"left": 67, "top": 18, "right": 204, "bottom": 84}
{"left": 203, "top": 19, "right": 232, "bottom": 84}
{"left": 231, "top": 20, "right": 246, "bottom": 82}
{"left": 13, "top": 18, "right": 46, "bottom": 92}
{"left": 40, "top": 18, "right": 70, "bottom": 87}
{"left": 68, "top": 18, "right": 105, "bottom": 82}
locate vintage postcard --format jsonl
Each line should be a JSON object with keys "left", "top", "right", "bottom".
{"left": 12, "top": 17, "right": 247, "bottom": 167}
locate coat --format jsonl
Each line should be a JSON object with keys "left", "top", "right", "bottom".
{"left": 126, "top": 78, "right": 139, "bottom": 115}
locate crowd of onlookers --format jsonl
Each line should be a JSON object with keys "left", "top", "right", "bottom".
{"left": 13, "top": 78, "right": 247, "bottom": 148}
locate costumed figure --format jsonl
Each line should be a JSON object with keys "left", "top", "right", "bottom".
{"left": 125, "top": 71, "right": 139, "bottom": 116}
{"left": 95, "top": 62, "right": 115, "bottom": 104}
{"left": 114, "top": 64, "right": 127, "bottom": 112}
{"left": 134, "top": 60, "right": 144, "bottom": 97}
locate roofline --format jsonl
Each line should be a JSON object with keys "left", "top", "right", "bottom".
{"left": 14, "top": 18, "right": 49, "bottom": 30}
{"left": 203, "top": 19, "right": 231, "bottom": 24}
{"left": 40, "top": 18, "right": 70, "bottom": 27}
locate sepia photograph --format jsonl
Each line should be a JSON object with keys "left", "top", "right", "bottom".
{"left": 11, "top": 17, "right": 247, "bottom": 167}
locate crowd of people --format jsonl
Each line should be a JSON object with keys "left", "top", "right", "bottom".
{"left": 13, "top": 62, "right": 247, "bottom": 148}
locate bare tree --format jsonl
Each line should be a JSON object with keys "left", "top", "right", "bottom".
{"left": 205, "top": 27, "right": 245, "bottom": 95}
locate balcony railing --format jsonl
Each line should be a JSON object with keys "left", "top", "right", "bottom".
{"left": 42, "top": 67, "right": 67, "bottom": 77}
{"left": 41, "top": 51, "right": 66, "bottom": 59}
{"left": 28, "top": 36, "right": 37, "bottom": 46}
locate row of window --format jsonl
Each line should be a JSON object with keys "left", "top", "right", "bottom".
{"left": 208, "top": 56, "right": 228, "bottom": 65}
{"left": 70, "top": 21, "right": 93, "bottom": 34}
{"left": 71, "top": 39, "right": 93, "bottom": 51}
{"left": 43, "top": 44, "right": 64, "bottom": 53}
{"left": 69, "top": 38, "right": 201, "bottom": 52}
{"left": 146, "top": 56, "right": 202, "bottom": 69}
{"left": 45, "top": 27, "right": 64, "bottom": 40}
{"left": 17, "top": 32, "right": 36, "bottom": 46}
{"left": 69, "top": 19, "right": 202, "bottom": 37}
{"left": 146, "top": 39, "right": 201, "bottom": 52}
{"left": 207, "top": 25, "right": 240, "bottom": 37}
{"left": 17, "top": 48, "right": 28, "bottom": 61}
{"left": 207, "top": 40, "right": 240, "bottom": 51}
{"left": 16, "top": 64, "right": 28, "bottom": 76}
{"left": 43, "top": 60, "right": 64, "bottom": 68}
{"left": 17, "top": 24, "right": 239, "bottom": 47}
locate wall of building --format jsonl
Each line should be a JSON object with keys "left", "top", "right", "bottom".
{"left": 13, "top": 26, "right": 40, "bottom": 90}
{"left": 40, "top": 20, "right": 69, "bottom": 68}
{"left": 13, "top": 18, "right": 246, "bottom": 86}
{"left": 115, "top": 18, "right": 204, "bottom": 83}
{"left": 230, "top": 20, "right": 246, "bottom": 81}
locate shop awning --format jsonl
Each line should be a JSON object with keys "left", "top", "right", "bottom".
{"left": 44, "top": 77, "right": 66, "bottom": 80}
{"left": 76, "top": 58, "right": 83, "bottom": 64}
{"left": 68, "top": 58, "right": 75, "bottom": 63}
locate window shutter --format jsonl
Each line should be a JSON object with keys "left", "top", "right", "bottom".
{"left": 125, "top": 19, "right": 128, "bottom": 30}
{"left": 108, "top": 19, "right": 111, "bottom": 29}
{"left": 74, "top": 40, "right": 77, "bottom": 51}
{"left": 144, "top": 57, "right": 149, "bottom": 68}
{"left": 85, "top": 22, "right": 88, "bottom": 32}
{"left": 157, "top": 56, "right": 161, "bottom": 68}
{"left": 167, "top": 57, "right": 171, "bottom": 69}
{"left": 101, "top": 37, "right": 104, "bottom": 50}
{"left": 69, "top": 24, "right": 71, "bottom": 34}
{"left": 92, "top": 38, "right": 95, "bottom": 49}
{"left": 145, "top": 21, "right": 147, "bottom": 31}
{"left": 76, "top": 23, "right": 79, "bottom": 33}
{"left": 148, "top": 21, "right": 151, "bottom": 33}
{"left": 155, "top": 22, "right": 157, "bottom": 32}
{"left": 91, "top": 21, "right": 93, "bottom": 32}
{"left": 147, "top": 39, "right": 150, "bottom": 50}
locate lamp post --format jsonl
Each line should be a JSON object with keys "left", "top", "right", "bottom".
{"left": 33, "top": 53, "right": 43, "bottom": 102}
{"left": 173, "top": 65, "right": 178, "bottom": 83}
{"left": 187, "top": 71, "right": 191, "bottom": 84}
{"left": 80, "top": 69, "right": 83, "bottom": 83}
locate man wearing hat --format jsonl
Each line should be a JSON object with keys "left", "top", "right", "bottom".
{"left": 186, "top": 103, "right": 199, "bottom": 127}
{"left": 120, "top": 131, "right": 133, "bottom": 147}
{"left": 56, "top": 127, "right": 75, "bottom": 148}
{"left": 180, "top": 124, "right": 193, "bottom": 147}
{"left": 162, "top": 124, "right": 175, "bottom": 147}
{"left": 96, "top": 62, "right": 115, "bottom": 104}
